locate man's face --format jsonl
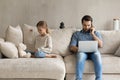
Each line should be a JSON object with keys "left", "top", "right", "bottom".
{"left": 82, "top": 20, "right": 92, "bottom": 31}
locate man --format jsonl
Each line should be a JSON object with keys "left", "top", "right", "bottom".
{"left": 69, "top": 15, "right": 103, "bottom": 80}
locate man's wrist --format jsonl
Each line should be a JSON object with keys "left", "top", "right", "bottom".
{"left": 70, "top": 46, "right": 78, "bottom": 53}
{"left": 91, "top": 32, "right": 95, "bottom": 36}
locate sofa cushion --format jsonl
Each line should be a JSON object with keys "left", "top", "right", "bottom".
{"left": 51, "top": 29, "right": 75, "bottom": 56}
{"left": 0, "top": 42, "right": 18, "bottom": 58}
{"left": 0, "top": 55, "right": 65, "bottom": 80}
{"left": 114, "top": 45, "right": 120, "bottom": 56}
{"left": 99, "top": 31, "right": 120, "bottom": 54}
{"left": 6, "top": 25, "right": 23, "bottom": 46}
{"left": 0, "top": 38, "right": 5, "bottom": 58}
{"left": 64, "top": 54, "right": 120, "bottom": 73}
{"left": 22, "top": 24, "right": 39, "bottom": 51}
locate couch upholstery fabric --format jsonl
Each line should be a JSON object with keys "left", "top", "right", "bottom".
{"left": 0, "top": 55, "right": 65, "bottom": 80}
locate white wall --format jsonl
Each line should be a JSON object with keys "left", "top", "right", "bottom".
{"left": 0, "top": 0, "right": 120, "bottom": 37}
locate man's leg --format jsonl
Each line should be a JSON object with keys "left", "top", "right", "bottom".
{"left": 91, "top": 51, "right": 102, "bottom": 80}
{"left": 76, "top": 52, "right": 87, "bottom": 80}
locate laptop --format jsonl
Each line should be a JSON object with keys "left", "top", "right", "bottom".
{"left": 78, "top": 41, "right": 98, "bottom": 52}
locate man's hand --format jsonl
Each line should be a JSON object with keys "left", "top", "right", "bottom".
{"left": 90, "top": 27, "right": 103, "bottom": 48}
{"left": 90, "top": 27, "right": 95, "bottom": 35}
{"left": 70, "top": 46, "right": 78, "bottom": 53}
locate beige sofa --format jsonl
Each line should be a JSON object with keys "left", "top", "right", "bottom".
{"left": 64, "top": 30, "right": 120, "bottom": 80}
{"left": 0, "top": 26, "right": 120, "bottom": 80}
{"left": 0, "top": 25, "right": 66, "bottom": 80}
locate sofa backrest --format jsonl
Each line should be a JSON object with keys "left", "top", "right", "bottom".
{"left": 22, "top": 24, "right": 75, "bottom": 56}
{"left": 22, "top": 25, "right": 120, "bottom": 56}
{"left": 51, "top": 29, "right": 120, "bottom": 55}
{"left": 99, "top": 31, "right": 120, "bottom": 54}
{"left": 51, "top": 28, "right": 76, "bottom": 56}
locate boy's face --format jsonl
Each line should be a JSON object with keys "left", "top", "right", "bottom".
{"left": 82, "top": 20, "right": 92, "bottom": 31}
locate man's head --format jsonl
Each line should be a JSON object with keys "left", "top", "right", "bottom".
{"left": 81, "top": 15, "right": 93, "bottom": 31}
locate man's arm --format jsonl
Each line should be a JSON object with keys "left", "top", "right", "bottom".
{"left": 91, "top": 27, "right": 103, "bottom": 48}
{"left": 69, "top": 32, "right": 78, "bottom": 53}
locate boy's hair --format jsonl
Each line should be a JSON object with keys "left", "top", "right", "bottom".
{"left": 36, "top": 21, "right": 49, "bottom": 33}
{"left": 81, "top": 15, "right": 93, "bottom": 24}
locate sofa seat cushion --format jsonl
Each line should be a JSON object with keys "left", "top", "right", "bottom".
{"left": 0, "top": 55, "right": 65, "bottom": 80}
{"left": 64, "top": 53, "right": 120, "bottom": 74}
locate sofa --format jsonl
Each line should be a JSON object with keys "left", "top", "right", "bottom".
{"left": 0, "top": 24, "right": 120, "bottom": 80}
{"left": 64, "top": 30, "right": 120, "bottom": 80}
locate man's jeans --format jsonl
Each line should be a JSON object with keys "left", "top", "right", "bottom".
{"left": 76, "top": 51, "right": 102, "bottom": 80}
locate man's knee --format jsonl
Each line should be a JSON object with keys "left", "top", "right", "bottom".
{"left": 93, "top": 51, "right": 102, "bottom": 63}
{"left": 94, "top": 51, "right": 101, "bottom": 57}
{"left": 77, "top": 52, "right": 86, "bottom": 61}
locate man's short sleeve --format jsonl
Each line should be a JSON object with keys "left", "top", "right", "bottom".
{"left": 69, "top": 32, "right": 78, "bottom": 47}
{"left": 95, "top": 31, "right": 102, "bottom": 40}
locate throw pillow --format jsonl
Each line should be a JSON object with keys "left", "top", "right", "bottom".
{"left": 115, "top": 45, "right": 120, "bottom": 56}
{"left": 6, "top": 25, "right": 23, "bottom": 46}
{"left": 0, "top": 38, "right": 4, "bottom": 58}
{"left": 0, "top": 42, "right": 18, "bottom": 58}
{"left": 22, "top": 24, "right": 39, "bottom": 51}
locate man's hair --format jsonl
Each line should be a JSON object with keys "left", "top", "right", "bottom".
{"left": 81, "top": 15, "right": 93, "bottom": 23}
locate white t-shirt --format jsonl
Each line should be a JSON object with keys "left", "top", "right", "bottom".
{"left": 35, "top": 34, "right": 52, "bottom": 53}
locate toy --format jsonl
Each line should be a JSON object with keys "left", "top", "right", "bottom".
{"left": 17, "top": 43, "right": 31, "bottom": 58}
